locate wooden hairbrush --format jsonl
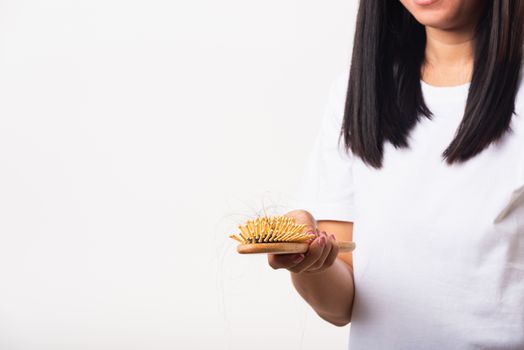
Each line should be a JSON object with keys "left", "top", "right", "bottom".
{"left": 229, "top": 215, "right": 356, "bottom": 254}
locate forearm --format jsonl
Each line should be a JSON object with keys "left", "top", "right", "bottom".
{"left": 290, "top": 258, "right": 354, "bottom": 326}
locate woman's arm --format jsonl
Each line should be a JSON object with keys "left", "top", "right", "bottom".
{"left": 291, "top": 255, "right": 354, "bottom": 326}
{"left": 268, "top": 210, "right": 355, "bottom": 326}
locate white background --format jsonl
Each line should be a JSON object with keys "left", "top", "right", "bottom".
{"left": 0, "top": 1, "right": 357, "bottom": 349}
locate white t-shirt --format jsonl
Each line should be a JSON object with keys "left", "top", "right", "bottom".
{"left": 293, "top": 71, "right": 524, "bottom": 349}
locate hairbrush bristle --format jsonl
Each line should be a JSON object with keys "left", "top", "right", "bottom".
{"left": 229, "top": 215, "right": 315, "bottom": 244}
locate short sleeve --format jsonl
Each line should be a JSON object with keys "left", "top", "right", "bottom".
{"left": 291, "top": 72, "right": 356, "bottom": 222}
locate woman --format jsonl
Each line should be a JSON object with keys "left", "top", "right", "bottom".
{"left": 269, "top": 1, "right": 524, "bottom": 349}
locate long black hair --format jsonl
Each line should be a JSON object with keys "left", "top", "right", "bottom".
{"left": 342, "top": 0, "right": 524, "bottom": 168}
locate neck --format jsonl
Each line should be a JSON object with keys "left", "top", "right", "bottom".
{"left": 422, "top": 27, "right": 476, "bottom": 86}
{"left": 425, "top": 27, "right": 475, "bottom": 66}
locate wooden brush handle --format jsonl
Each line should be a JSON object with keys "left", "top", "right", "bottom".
{"left": 236, "top": 241, "right": 355, "bottom": 255}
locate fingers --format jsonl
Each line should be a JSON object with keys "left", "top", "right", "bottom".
{"left": 322, "top": 234, "right": 339, "bottom": 269}
{"left": 287, "top": 236, "right": 324, "bottom": 274}
{"left": 267, "top": 230, "right": 339, "bottom": 274}
{"left": 307, "top": 232, "right": 333, "bottom": 271}
{"left": 291, "top": 231, "right": 337, "bottom": 274}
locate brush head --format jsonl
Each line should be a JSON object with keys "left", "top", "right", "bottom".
{"left": 229, "top": 215, "right": 315, "bottom": 244}
{"left": 229, "top": 215, "right": 356, "bottom": 255}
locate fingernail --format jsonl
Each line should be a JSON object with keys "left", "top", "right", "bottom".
{"left": 319, "top": 236, "right": 326, "bottom": 246}
{"left": 293, "top": 254, "right": 305, "bottom": 263}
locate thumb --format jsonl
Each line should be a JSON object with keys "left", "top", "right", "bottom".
{"left": 268, "top": 253, "right": 305, "bottom": 270}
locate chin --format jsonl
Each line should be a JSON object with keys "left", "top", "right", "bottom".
{"left": 411, "top": 11, "right": 456, "bottom": 30}
{"left": 400, "top": 0, "right": 478, "bottom": 30}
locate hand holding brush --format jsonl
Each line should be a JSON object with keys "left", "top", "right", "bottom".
{"left": 229, "top": 210, "right": 355, "bottom": 274}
